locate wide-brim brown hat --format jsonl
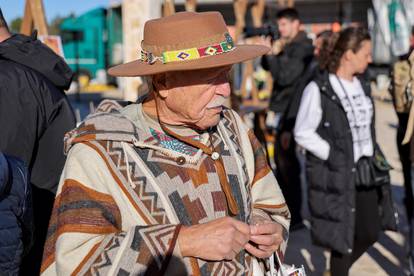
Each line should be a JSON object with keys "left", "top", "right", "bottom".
{"left": 108, "top": 11, "right": 270, "bottom": 77}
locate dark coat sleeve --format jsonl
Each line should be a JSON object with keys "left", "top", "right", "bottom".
{"left": 0, "top": 73, "right": 38, "bottom": 166}
{"left": 30, "top": 78, "right": 76, "bottom": 193}
{"left": 261, "top": 40, "right": 314, "bottom": 113}
{"left": 0, "top": 62, "right": 75, "bottom": 193}
{"left": 270, "top": 43, "right": 312, "bottom": 87}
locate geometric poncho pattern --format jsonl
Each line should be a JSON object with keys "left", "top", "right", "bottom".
{"left": 41, "top": 102, "right": 290, "bottom": 275}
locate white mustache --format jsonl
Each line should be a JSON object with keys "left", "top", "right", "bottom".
{"left": 206, "top": 96, "right": 227, "bottom": 108}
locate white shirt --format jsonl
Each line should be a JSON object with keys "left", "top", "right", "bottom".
{"left": 294, "top": 74, "right": 374, "bottom": 162}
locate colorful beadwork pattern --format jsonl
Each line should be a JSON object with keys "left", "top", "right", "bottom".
{"left": 141, "top": 33, "right": 235, "bottom": 64}
{"left": 150, "top": 128, "right": 201, "bottom": 156}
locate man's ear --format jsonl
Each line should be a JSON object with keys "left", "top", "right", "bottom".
{"left": 343, "top": 49, "right": 354, "bottom": 62}
{"left": 152, "top": 73, "right": 169, "bottom": 98}
{"left": 293, "top": 19, "right": 300, "bottom": 30}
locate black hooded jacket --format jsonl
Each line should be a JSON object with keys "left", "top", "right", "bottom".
{"left": 0, "top": 34, "right": 76, "bottom": 193}
{"left": 261, "top": 31, "right": 314, "bottom": 114}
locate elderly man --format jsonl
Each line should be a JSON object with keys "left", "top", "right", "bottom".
{"left": 41, "top": 12, "right": 290, "bottom": 275}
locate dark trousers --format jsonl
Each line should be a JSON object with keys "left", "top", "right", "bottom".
{"left": 20, "top": 185, "right": 55, "bottom": 276}
{"left": 330, "top": 187, "right": 381, "bottom": 276}
{"left": 396, "top": 113, "right": 413, "bottom": 218}
{"left": 398, "top": 112, "right": 414, "bottom": 270}
{"left": 274, "top": 131, "right": 302, "bottom": 225}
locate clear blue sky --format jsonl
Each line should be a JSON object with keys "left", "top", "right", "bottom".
{"left": 0, "top": 0, "right": 109, "bottom": 24}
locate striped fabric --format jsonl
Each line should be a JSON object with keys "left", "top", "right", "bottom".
{"left": 41, "top": 102, "right": 290, "bottom": 275}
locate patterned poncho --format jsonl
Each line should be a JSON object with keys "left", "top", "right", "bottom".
{"left": 41, "top": 101, "right": 290, "bottom": 275}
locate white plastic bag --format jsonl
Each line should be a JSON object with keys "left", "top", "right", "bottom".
{"left": 252, "top": 252, "right": 306, "bottom": 276}
{"left": 272, "top": 252, "right": 306, "bottom": 276}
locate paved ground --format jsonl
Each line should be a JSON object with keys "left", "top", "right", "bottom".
{"left": 284, "top": 98, "right": 411, "bottom": 275}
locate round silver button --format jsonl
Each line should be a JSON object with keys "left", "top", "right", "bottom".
{"left": 176, "top": 156, "right": 186, "bottom": 165}
{"left": 211, "top": 152, "right": 220, "bottom": 160}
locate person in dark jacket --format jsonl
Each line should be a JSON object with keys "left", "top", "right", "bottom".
{"left": 280, "top": 30, "right": 334, "bottom": 133}
{"left": 0, "top": 152, "right": 33, "bottom": 275}
{"left": 275, "top": 30, "right": 333, "bottom": 231}
{"left": 261, "top": 8, "right": 314, "bottom": 229}
{"left": 0, "top": 9, "right": 76, "bottom": 275}
{"left": 294, "top": 27, "right": 397, "bottom": 276}
{"left": 261, "top": 8, "right": 314, "bottom": 128}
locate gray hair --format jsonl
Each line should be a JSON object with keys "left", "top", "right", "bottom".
{"left": 143, "top": 76, "right": 154, "bottom": 94}
{"left": 137, "top": 76, "right": 155, "bottom": 97}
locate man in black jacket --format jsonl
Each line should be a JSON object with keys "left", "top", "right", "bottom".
{"left": 0, "top": 9, "right": 76, "bottom": 274}
{"left": 262, "top": 8, "right": 314, "bottom": 129}
{"left": 261, "top": 8, "right": 313, "bottom": 229}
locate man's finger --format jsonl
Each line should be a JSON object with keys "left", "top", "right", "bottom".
{"left": 250, "top": 234, "right": 278, "bottom": 246}
{"left": 233, "top": 229, "right": 250, "bottom": 247}
{"left": 258, "top": 244, "right": 277, "bottom": 252}
{"left": 250, "top": 222, "right": 282, "bottom": 235}
{"left": 231, "top": 219, "right": 251, "bottom": 235}
{"left": 244, "top": 243, "right": 270, "bottom": 259}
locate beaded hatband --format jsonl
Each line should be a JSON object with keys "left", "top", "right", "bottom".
{"left": 141, "top": 33, "right": 235, "bottom": 64}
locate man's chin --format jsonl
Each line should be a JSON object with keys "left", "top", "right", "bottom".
{"left": 194, "top": 115, "right": 221, "bottom": 131}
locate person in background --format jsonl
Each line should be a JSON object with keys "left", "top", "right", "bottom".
{"left": 261, "top": 7, "right": 313, "bottom": 230}
{"left": 261, "top": 7, "right": 314, "bottom": 131}
{"left": 0, "top": 8, "right": 76, "bottom": 275}
{"left": 294, "top": 27, "right": 397, "bottom": 276}
{"left": 279, "top": 29, "right": 334, "bottom": 133}
{"left": 0, "top": 151, "right": 33, "bottom": 275}
{"left": 313, "top": 30, "right": 333, "bottom": 57}
{"left": 389, "top": 25, "right": 414, "bottom": 274}
{"left": 275, "top": 29, "right": 333, "bottom": 230}
{"left": 389, "top": 25, "right": 414, "bottom": 231}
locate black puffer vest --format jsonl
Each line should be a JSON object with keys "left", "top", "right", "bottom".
{"left": 306, "top": 71, "right": 397, "bottom": 254}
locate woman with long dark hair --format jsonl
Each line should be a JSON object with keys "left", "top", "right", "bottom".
{"left": 294, "top": 27, "right": 397, "bottom": 275}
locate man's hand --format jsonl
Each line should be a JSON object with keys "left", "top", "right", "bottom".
{"left": 178, "top": 217, "right": 250, "bottom": 261}
{"left": 271, "top": 38, "right": 287, "bottom": 55}
{"left": 257, "top": 36, "right": 273, "bottom": 52}
{"left": 245, "top": 218, "right": 284, "bottom": 259}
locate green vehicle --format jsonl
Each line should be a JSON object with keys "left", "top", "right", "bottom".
{"left": 60, "top": 6, "right": 123, "bottom": 84}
